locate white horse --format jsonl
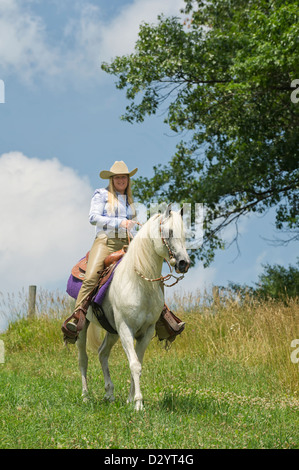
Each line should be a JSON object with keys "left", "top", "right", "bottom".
{"left": 75, "top": 206, "right": 190, "bottom": 411}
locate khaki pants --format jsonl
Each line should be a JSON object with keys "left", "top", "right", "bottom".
{"left": 75, "top": 233, "right": 127, "bottom": 309}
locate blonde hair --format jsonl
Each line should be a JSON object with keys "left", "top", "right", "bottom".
{"left": 107, "top": 176, "right": 136, "bottom": 217}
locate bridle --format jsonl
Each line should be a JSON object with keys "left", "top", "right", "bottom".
{"left": 131, "top": 216, "right": 185, "bottom": 288}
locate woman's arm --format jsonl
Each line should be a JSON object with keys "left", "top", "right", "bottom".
{"left": 89, "top": 189, "right": 122, "bottom": 232}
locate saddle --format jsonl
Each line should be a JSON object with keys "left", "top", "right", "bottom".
{"left": 71, "top": 247, "right": 127, "bottom": 281}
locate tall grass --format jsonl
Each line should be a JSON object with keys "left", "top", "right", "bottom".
{"left": 0, "top": 288, "right": 73, "bottom": 330}
{"left": 168, "top": 290, "right": 299, "bottom": 393}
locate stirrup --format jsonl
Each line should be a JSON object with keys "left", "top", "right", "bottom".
{"left": 61, "top": 307, "right": 87, "bottom": 343}
{"left": 155, "top": 305, "right": 185, "bottom": 342}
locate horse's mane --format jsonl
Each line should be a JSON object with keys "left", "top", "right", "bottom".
{"left": 115, "top": 214, "right": 162, "bottom": 284}
{"left": 129, "top": 213, "right": 161, "bottom": 276}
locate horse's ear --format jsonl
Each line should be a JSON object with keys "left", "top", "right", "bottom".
{"left": 165, "top": 203, "right": 172, "bottom": 218}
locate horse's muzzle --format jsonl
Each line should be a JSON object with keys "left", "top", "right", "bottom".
{"left": 176, "top": 259, "right": 190, "bottom": 274}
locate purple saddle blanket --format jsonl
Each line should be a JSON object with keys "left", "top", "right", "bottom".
{"left": 66, "top": 260, "right": 121, "bottom": 306}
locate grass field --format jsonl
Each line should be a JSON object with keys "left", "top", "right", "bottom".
{"left": 0, "top": 291, "right": 298, "bottom": 449}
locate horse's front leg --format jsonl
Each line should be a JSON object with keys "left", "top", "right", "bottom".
{"left": 127, "top": 324, "right": 155, "bottom": 405}
{"left": 118, "top": 321, "right": 145, "bottom": 411}
{"left": 76, "top": 320, "right": 89, "bottom": 401}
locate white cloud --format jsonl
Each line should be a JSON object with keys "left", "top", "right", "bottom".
{"left": 0, "top": 0, "right": 186, "bottom": 84}
{"left": 0, "top": 152, "right": 94, "bottom": 292}
{"left": 60, "top": 0, "right": 186, "bottom": 82}
{"left": 0, "top": 0, "right": 60, "bottom": 83}
{"left": 98, "top": 0, "right": 185, "bottom": 62}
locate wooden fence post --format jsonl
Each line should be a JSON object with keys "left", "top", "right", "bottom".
{"left": 28, "top": 285, "right": 37, "bottom": 318}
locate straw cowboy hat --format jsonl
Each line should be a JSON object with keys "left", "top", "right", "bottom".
{"left": 100, "top": 161, "right": 138, "bottom": 179}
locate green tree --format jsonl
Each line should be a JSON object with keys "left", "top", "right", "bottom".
{"left": 102, "top": 0, "right": 299, "bottom": 265}
{"left": 255, "top": 260, "right": 299, "bottom": 299}
{"left": 222, "top": 260, "right": 299, "bottom": 301}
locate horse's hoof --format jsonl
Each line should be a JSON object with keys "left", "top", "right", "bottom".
{"left": 104, "top": 394, "right": 115, "bottom": 402}
{"left": 134, "top": 400, "right": 144, "bottom": 411}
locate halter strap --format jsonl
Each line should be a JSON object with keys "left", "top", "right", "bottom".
{"left": 159, "top": 216, "right": 176, "bottom": 266}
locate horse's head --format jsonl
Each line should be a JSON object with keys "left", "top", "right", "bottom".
{"left": 158, "top": 205, "right": 190, "bottom": 274}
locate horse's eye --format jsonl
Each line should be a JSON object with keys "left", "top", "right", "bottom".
{"left": 168, "top": 229, "right": 173, "bottom": 238}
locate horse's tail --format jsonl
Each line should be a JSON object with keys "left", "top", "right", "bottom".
{"left": 87, "top": 322, "right": 103, "bottom": 352}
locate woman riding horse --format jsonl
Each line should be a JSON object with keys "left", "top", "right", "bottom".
{"left": 61, "top": 160, "right": 185, "bottom": 344}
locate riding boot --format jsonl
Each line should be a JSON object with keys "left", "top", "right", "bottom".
{"left": 61, "top": 294, "right": 93, "bottom": 344}
{"left": 155, "top": 304, "right": 185, "bottom": 343}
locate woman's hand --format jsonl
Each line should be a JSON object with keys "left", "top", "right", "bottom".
{"left": 119, "top": 219, "right": 136, "bottom": 231}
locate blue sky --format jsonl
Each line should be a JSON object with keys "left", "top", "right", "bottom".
{"left": 0, "top": 0, "right": 297, "bottom": 329}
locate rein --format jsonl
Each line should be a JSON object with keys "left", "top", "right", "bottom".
{"left": 134, "top": 270, "right": 185, "bottom": 288}
{"left": 129, "top": 216, "right": 185, "bottom": 288}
